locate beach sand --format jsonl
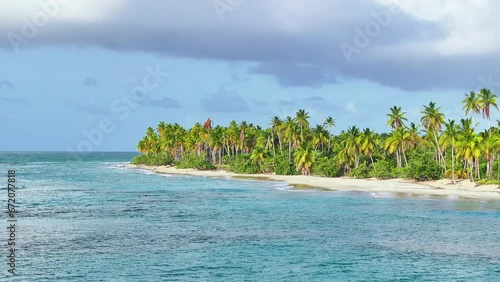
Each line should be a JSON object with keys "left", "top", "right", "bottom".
{"left": 128, "top": 165, "right": 500, "bottom": 200}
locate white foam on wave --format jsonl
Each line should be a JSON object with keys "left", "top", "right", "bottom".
{"left": 136, "top": 169, "right": 155, "bottom": 175}
{"left": 106, "top": 162, "right": 132, "bottom": 170}
{"left": 158, "top": 173, "right": 178, "bottom": 178}
{"left": 270, "top": 182, "right": 293, "bottom": 191}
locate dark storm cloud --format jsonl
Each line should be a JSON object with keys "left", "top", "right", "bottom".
{"left": 249, "top": 63, "right": 337, "bottom": 88}
{"left": 0, "top": 0, "right": 497, "bottom": 91}
{"left": 201, "top": 90, "right": 249, "bottom": 113}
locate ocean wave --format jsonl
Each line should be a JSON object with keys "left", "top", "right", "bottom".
{"left": 269, "top": 182, "right": 293, "bottom": 191}
{"left": 135, "top": 169, "right": 155, "bottom": 175}
{"left": 106, "top": 162, "right": 131, "bottom": 170}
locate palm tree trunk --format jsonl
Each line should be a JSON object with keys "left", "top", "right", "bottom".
{"left": 300, "top": 124, "right": 303, "bottom": 143}
{"left": 278, "top": 133, "right": 283, "bottom": 154}
{"left": 271, "top": 130, "right": 276, "bottom": 158}
{"left": 451, "top": 147, "right": 455, "bottom": 184}
{"left": 432, "top": 129, "right": 446, "bottom": 171}
{"left": 476, "top": 158, "right": 480, "bottom": 179}
{"left": 288, "top": 141, "right": 292, "bottom": 163}
{"left": 396, "top": 149, "right": 401, "bottom": 168}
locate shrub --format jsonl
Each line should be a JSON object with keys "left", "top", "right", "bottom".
{"left": 350, "top": 162, "right": 370, "bottom": 179}
{"left": 228, "top": 154, "right": 261, "bottom": 174}
{"left": 132, "top": 152, "right": 175, "bottom": 166}
{"left": 176, "top": 153, "right": 215, "bottom": 170}
{"left": 274, "top": 157, "right": 299, "bottom": 175}
{"left": 312, "top": 156, "right": 341, "bottom": 177}
{"left": 369, "top": 159, "right": 397, "bottom": 179}
{"left": 404, "top": 150, "right": 442, "bottom": 180}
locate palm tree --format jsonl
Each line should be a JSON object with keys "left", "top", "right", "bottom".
{"left": 323, "top": 116, "right": 335, "bottom": 151}
{"left": 294, "top": 109, "right": 310, "bottom": 142}
{"left": 479, "top": 130, "right": 499, "bottom": 178}
{"left": 294, "top": 141, "right": 315, "bottom": 175}
{"left": 270, "top": 116, "right": 283, "bottom": 154}
{"left": 477, "top": 88, "right": 499, "bottom": 134}
{"left": 137, "top": 138, "right": 148, "bottom": 154}
{"left": 203, "top": 118, "right": 214, "bottom": 157}
{"left": 228, "top": 120, "right": 239, "bottom": 156}
{"left": 342, "top": 126, "right": 361, "bottom": 168}
{"left": 457, "top": 131, "right": 482, "bottom": 181}
{"left": 387, "top": 106, "right": 408, "bottom": 130}
{"left": 311, "top": 124, "right": 328, "bottom": 152}
{"left": 406, "top": 122, "right": 422, "bottom": 149}
{"left": 157, "top": 121, "right": 167, "bottom": 139}
{"left": 384, "top": 127, "right": 411, "bottom": 168}
{"left": 360, "top": 128, "right": 378, "bottom": 168}
{"left": 462, "top": 91, "right": 481, "bottom": 117}
{"left": 440, "top": 120, "right": 459, "bottom": 183}
{"left": 284, "top": 116, "right": 297, "bottom": 162}
{"left": 239, "top": 121, "right": 247, "bottom": 154}
{"left": 250, "top": 146, "right": 267, "bottom": 168}
{"left": 421, "top": 101, "right": 446, "bottom": 171}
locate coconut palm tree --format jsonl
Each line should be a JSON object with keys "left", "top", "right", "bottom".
{"left": 294, "top": 109, "right": 310, "bottom": 143}
{"left": 457, "top": 131, "right": 482, "bottom": 181}
{"left": 323, "top": 116, "right": 335, "bottom": 151}
{"left": 360, "top": 128, "right": 378, "bottom": 168}
{"left": 421, "top": 101, "right": 446, "bottom": 170}
{"left": 311, "top": 124, "right": 328, "bottom": 152}
{"left": 294, "top": 141, "right": 315, "bottom": 175}
{"left": 387, "top": 106, "right": 408, "bottom": 130}
{"left": 157, "top": 121, "right": 167, "bottom": 139}
{"left": 342, "top": 126, "right": 362, "bottom": 168}
{"left": 239, "top": 121, "right": 247, "bottom": 154}
{"left": 406, "top": 122, "right": 422, "bottom": 149}
{"left": 440, "top": 120, "right": 459, "bottom": 183}
{"left": 477, "top": 88, "right": 499, "bottom": 134}
{"left": 270, "top": 116, "right": 283, "bottom": 154}
{"left": 385, "top": 127, "right": 411, "bottom": 168}
{"left": 462, "top": 91, "right": 481, "bottom": 117}
{"left": 284, "top": 116, "right": 297, "bottom": 162}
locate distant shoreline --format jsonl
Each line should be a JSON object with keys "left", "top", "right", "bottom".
{"left": 128, "top": 164, "right": 500, "bottom": 200}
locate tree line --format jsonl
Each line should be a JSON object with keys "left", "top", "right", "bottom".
{"left": 133, "top": 88, "right": 500, "bottom": 184}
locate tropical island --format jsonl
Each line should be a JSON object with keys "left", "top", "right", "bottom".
{"left": 131, "top": 89, "right": 500, "bottom": 199}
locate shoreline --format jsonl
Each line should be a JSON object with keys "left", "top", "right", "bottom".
{"left": 128, "top": 164, "right": 500, "bottom": 200}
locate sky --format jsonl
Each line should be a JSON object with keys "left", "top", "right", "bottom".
{"left": 1, "top": 0, "right": 500, "bottom": 151}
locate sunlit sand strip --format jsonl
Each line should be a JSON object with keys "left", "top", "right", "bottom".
{"left": 127, "top": 165, "right": 500, "bottom": 200}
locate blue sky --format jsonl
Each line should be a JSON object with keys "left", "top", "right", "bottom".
{"left": 1, "top": 0, "right": 500, "bottom": 151}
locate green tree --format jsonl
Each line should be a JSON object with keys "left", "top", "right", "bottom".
{"left": 421, "top": 101, "right": 446, "bottom": 171}
{"left": 294, "top": 141, "right": 315, "bottom": 175}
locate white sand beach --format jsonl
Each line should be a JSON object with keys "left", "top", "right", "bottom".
{"left": 128, "top": 165, "right": 500, "bottom": 200}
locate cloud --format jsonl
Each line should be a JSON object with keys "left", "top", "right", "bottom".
{"left": 147, "top": 96, "right": 180, "bottom": 108}
{"left": 84, "top": 78, "right": 98, "bottom": 87}
{"left": 345, "top": 101, "right": 357, "bottom": 113}
{"left": 1, "top": 1, "right": 500, "bottom": 91}
{"left": 201, "top": 90, "right": 249, "bottom": 113}
{"left": 64, "top": 100, "right": 109, "bottom": 115}
{"left": 0, "top": 80, "right": 15, "bottom": 90}
{"left": 249, "top": 63, "right": 337, "bottom": 88}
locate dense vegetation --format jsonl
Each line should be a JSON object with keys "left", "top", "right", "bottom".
{"left": 133, "top": 89, "right": 500, "bottom": 183}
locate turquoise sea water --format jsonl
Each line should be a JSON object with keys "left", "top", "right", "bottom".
{"left": 1, "top": 152, "right": 500, "bottom": 281}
